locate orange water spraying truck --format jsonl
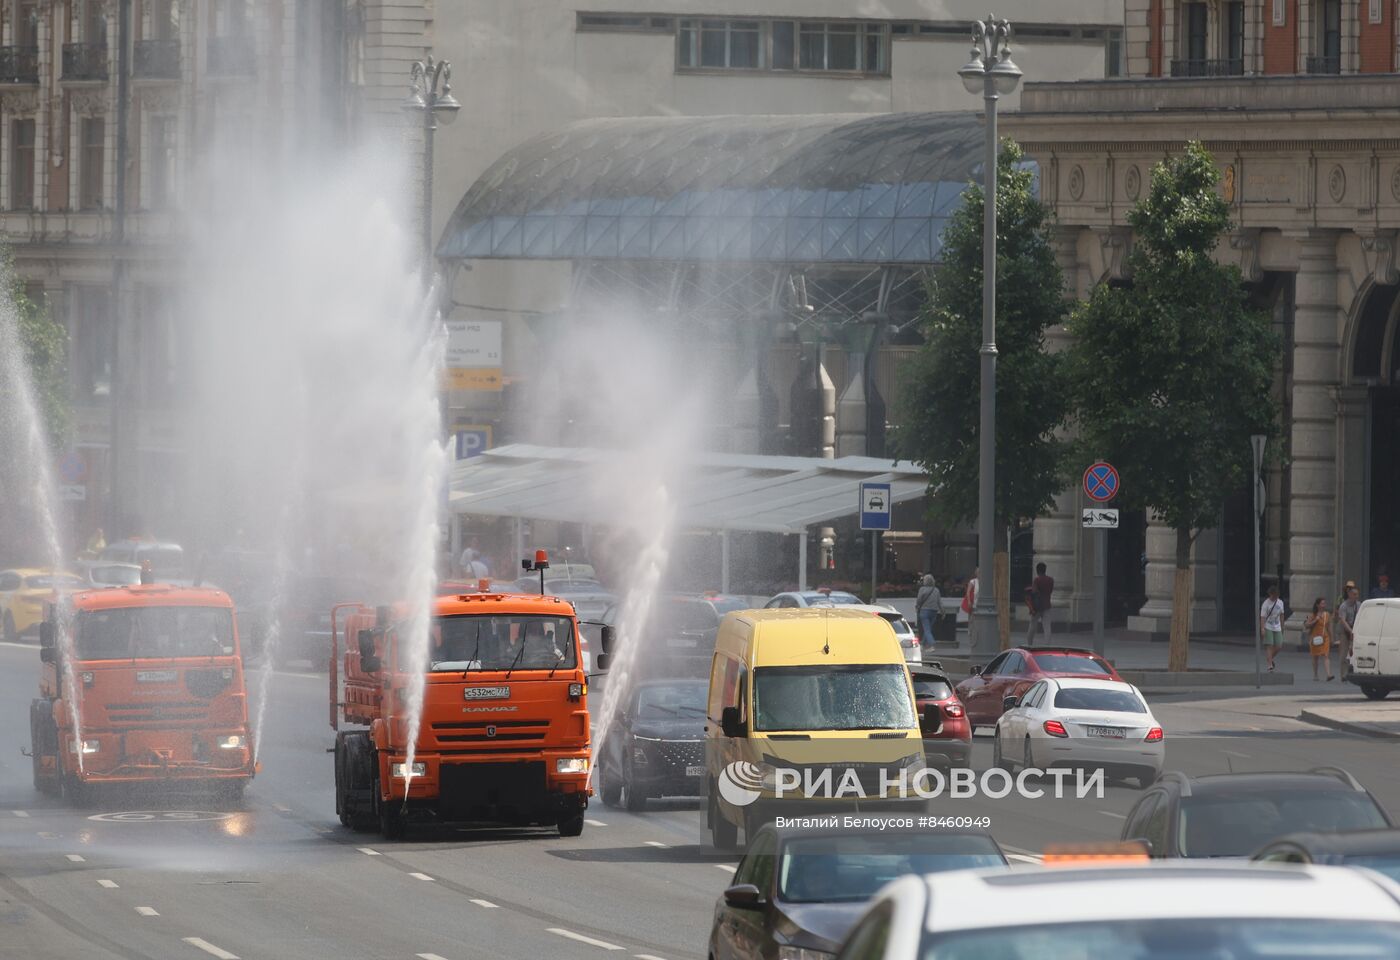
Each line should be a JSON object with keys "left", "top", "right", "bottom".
{"left": 331, "top": 554, "right": 599, "bottom": 839}
{"left": 29, "top": 565, "right": 256, "bottom": 802}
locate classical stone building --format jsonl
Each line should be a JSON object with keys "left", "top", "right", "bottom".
{"left": 1005, "top": 0, "right": 1400, "bottom": 633}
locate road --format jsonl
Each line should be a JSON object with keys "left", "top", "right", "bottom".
{"left": 2, "top": 641, "right": 1398, "bottom": 960}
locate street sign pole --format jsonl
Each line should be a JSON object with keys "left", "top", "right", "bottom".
{"left": 871, "top": 531, "right": 879, "bottom": 605}
{"left": 1082, "top": 462, "right": 1120, "bottom": 660}
{"left": 1094, "top": 528, "right": 1106, "bottom": 657}
{"left": 1251, "top": 434, "right": 1267, "bottom": 690}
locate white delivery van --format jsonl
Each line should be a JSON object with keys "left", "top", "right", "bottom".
{"left": 1347, "top": 598, "right": 1400, "bottom": 700}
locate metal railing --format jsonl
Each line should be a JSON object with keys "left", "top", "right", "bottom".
{"left": 62, "top": 42, "right": 108, "bottom": 81}
{"left": 1169, "top": 57, "right": 1244, "bottom": 77}
{"left": 1305, "top": 55, "right": 1341, "bottom": 74}
{"left": 207, "top": 35, "right": 255, "bottom": 77}
{"left": 134, "top": 39, "right": 180, "bottom": 79}
{"left": 0, "top": 45, "right": 39, "bottom": 83}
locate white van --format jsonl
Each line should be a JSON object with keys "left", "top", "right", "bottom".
{"left": 1347, "top": 598, "right": 1400, "bottom": 700}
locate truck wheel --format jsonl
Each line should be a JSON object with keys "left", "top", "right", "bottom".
{"left": 4, "top": 612, "right": 15, "bottom": 643}
{"left": 709, "top": 790, "right": 737, "bottom": 851}
{"left": 30, "top": 701, "right": 60, "bottom": 796}
{"left": 557, "top": 811, "right": 585, "bottom": 837}
{"left": 378, "top": 796, "right": 407, "bottom": 840}
{"left": 599, "top": 762, "right": 621, "bottom": 808}
{"left": 1362, "top": 685, "right": 1390, "bottom": 701}
{"left": 63, "top": 774, "right": 92, "bottom": 808}
{"left": 342, "top": 733, "right": 377, "bottom": 832}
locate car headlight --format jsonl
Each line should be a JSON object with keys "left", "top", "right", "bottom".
{"left": 556, "top": 757, "right": 589, "bottom": 774}
{"left": 778, "top": 948, "right": 835, "bottom": 960}
{"left": 70, "top": 739, "right": 100, "bottom": 754}
{"left": 217, "top": 735, "right": 244, "bottom": 750}
{"left": 391, "top": 762, "right": 426, "bottom": 778}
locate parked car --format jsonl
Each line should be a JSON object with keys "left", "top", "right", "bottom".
{"left": 1120, "top": 768, "right": 1393, "bottom": 858}
{"left": 711, "top": 824, "right": 1005, "bottom": 960}
{"left": 511, "top": 576, "right": 615, "bottom": 621}
{"left": 993, "top": 677, "right": 1163, "bottom": 787}
{"left": 98, "top": 538, "right": 186, "bottom": 579}
{"left": 763, "top": 589, "right": 863, "bottom": 609}
{"left": 908, "top": 663, "right": 971, "bottom": 768}
{"left": 845, "top": 603, "right": 922, "bottom": 662}
{"left": 833, "top": 862, "right": 1400, "bottom": 960}
{"left": 0, "top": 568, "right": 87, "bottom": 641}
{"left": 1253, "top": 828, "right": 1400, "bottom": 882}
{"left": 73, "top": 559, "right": 142, "bottom": 588}
{"left": 955, "top": 645, "right": 1123, "bottom": 729}
{"left": 1347, "top": 597, "right": 1400, "bottom": 700}
{"left": 597, "top": 677, "right": 707, "bottom": 810}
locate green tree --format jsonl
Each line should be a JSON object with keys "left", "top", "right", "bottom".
{"left": 9, "top": 268, "right": 68, "bottom": 446}
{"left": 897, "top": 140, "right": 1071, "bottom": 646}
{"left": 1067, "top": 142, "right": 1279, "bottom": 671}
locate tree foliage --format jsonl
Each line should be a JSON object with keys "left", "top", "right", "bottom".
{"left": 1067, "top": 142, "right": 1280, "bottom": 668}
{"left": 3, "top": 259, "right": 68, "bottom": 447}
{"left": 897, "top": 140, "right": 1071, "bottom": 536}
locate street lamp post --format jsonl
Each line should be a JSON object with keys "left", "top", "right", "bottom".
{"left": 958, "top": 18, "right": 1022, "bottom": 655}
{"left": 403, "top": 55, "right": 461, "bottom": 275}
{"left": 1251, "top": 434, "right": 1267, "bottom": 689}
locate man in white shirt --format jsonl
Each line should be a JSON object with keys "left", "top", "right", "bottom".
{"left": 1259, "top": 584, "right": 1286, "bottom": 671}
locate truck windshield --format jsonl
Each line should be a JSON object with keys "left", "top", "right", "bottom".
{"left": 424, "top": 614, "right": 577, "bottom": 672}
{"left": 753, "top": 664, "right": 916, "bottom": 732}
{"left": 74, "top": 606, "right": 235, "bottom": 659}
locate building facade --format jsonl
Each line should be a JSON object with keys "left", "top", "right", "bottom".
{"left": 0, "top": 0, "right": 430, "bottom": 545}
{"left": 1006, "top": 0, "right": 1400, "bottom": 632}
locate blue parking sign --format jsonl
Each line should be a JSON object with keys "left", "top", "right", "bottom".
{"left": 860, "top": 482, "right": 891, "bottom": 531}
{"left": 454, "top": 427, "right": 492, "bottom": 459}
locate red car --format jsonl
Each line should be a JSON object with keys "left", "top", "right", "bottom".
{"left": 910, "top": 664, "right": 971, "bottom": 768}
{"left": 955, "top": 646, "right": 1123, "bottom": 730}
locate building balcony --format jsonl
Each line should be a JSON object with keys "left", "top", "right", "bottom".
{"left": 207, "top": 35, "right": 255, "bottom": 78}
{"left": 1169, "top": 58, "right": 1244, "bottom": 78}
{"left": 0, "top": 45, "right": 39, "bottom": 83}
{"left": 62, "top": 42, "right": 108, "bottom": 82}
{"left": 134, "top": 39, "right": 180, "bottom": 80}
{"left": 1305, "top": 55, "right": 1341, "bottom": 75}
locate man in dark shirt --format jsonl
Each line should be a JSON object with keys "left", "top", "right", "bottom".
{"left": 1025, "top": 563, "right": 1054, "bottom": 645}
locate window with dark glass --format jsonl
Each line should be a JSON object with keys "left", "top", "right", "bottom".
{"left": 771, "top": 20, "right": 795, "bottom": 69}
{"left": 678, "top": 18, "right": 760, "bottom": 69}
{"left": 1184, "top": 2, "right": 1208, "bottom": 62}
{"left": 72, "top": 286, "right": 113, "bottom": 402}
{"left": 83, "top": 0, "right": 107, "bottom": 43}
{"left": 679, "top": 18, "right": 886, "bottom": 74}
{"left": 1321, "top": 0, "right": 1341, "bottom": 62}
{"left": 1105, "top": 27, "right": 1123, "bottom": 76}
{"left": 11, "top": 118, "right": 35, "bottom": 210}
{"left": 147, "top": 115, "right": 175, "bottom": 208}
{"left": 1225, "top": 1, "right": 1244, "bottom": 68}
{"left": 17, "top": 1, "right": 40, "bottom": 47}
{"left": 80, "top": 117, "right": 105, "bottom": 210}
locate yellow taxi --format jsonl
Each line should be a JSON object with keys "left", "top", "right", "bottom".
{"left": 0, "top": 568, "right": 86, "bottom": 641}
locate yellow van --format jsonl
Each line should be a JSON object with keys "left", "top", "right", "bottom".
{"left": 704, "top": 608, "right": 923, "bottom": 848}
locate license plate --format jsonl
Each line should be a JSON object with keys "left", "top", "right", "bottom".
{"left": 1086, "top": 726, "right": 1126, "bottom": 738}
{"left": 464, "top": 686, "right": 510, "bottom": 700}
{"left": 136, "top": 670, "right": 177, "bottom": 683}
{"left": 685, "top": 765, "right": 705, "bottom": 777}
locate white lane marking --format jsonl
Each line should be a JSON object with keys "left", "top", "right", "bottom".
{"left": 547, "top": 928, "right": 623, "bottom": 951}
{"left": 585, "top": 819, "right": 606, "bottom": 827}
{"left": 97, "top": 879, "right": 119, "bottom": 889}
{"left": 135, "top": 906, "right": 159, "bottom": 916}
{"left": 1099, "top": 810, "right": 1128, "bottom": 819}
{"left": 65, "top": 854, "right": 85, "bottom": 862}
{"left": 409, "top": 872, "right": 435, "bottom": 881}
{"left": 416, "top": 955, "right": 450, "bottom": 960}
{"left": 13, "top": 810, "right": 30, "bottom": 817}
{"left": 357, "top": 847, "right": 381, "bottom": 856}
{"left": 713, "top": 864, "right": 734, "bottom": 873}
{"left": 37, "top": 832, "right": 56, "bottom": 839}
{"left": 636, "top": 955, "right": 669, "bottom": 960}
{"left": 182, "top": 937, "right": 240, "bottom": 959}
{"left": 0, "top": 641, "right": 40, "bottom": 649}
{"left": 644, "top": 840, "right": 669, "bottom": 849}
{"left": 272, "top": 803, "right": 291, "bottom": 813}
{"left": 468, "top": 898, "right": 498, "bottom": 909}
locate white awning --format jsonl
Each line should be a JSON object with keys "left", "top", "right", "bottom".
{"left": 448, "top": 444, "right": 929, "bottom": 534}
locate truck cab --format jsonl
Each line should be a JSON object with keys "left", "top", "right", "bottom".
{"left": 30, "top": 580, "right": 256, "bottom": 802}
{"left": 332, "top": 587, "right": 592, "bottom": 839}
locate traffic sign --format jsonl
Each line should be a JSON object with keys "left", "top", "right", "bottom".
{"left": 1083, "top": 461, "right": 1120, "bottom": 503}
{"left": 1082, "top": 508, "right": 1119, "bottom": 529}
{"left": 58, "top": 485, "right": 86, "bottom": 502}
{"left": 57, "top": 450, "right": 86, "bottom": 484}
{"left": 454, "top": 426, "right": 493, "bottom": 459}
{"left": 859, "top": 482, "right": 891, "bottom": 531}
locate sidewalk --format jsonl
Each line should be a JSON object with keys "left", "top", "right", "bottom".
{"left": 1299, "top": 698, "right": 1400, "bottom": 740}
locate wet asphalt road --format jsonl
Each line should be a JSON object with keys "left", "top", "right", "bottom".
{"left": 3, "top": 641, "right": 1399, "bottom": 960}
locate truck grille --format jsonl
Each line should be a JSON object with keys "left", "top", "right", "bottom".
{"left": 432, "top": 719, "right": 550, "bottom": 744}
{"left": 104, "top": 701, "right": 209, "bottom": 724}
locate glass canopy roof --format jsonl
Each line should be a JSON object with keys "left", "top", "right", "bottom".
{"left": 436, "top": 112, "right": 985, "bottom": 266}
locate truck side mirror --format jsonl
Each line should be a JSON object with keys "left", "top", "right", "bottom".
{"left": 599, "top": 624, "right": 616, "bottom": 654}
{"left": 594, "top": 652, "right": 611, "bottom": 672}
{"left": 40, "top": 647, "right": 56, "bottom": 664}
{"left": 39, "top": 621, "right": 54, "bottom": 648}
{"left": 357, "top": 629, "right": 382, "bottom": 673}
{"left": 720, "top": 706, "right": 746, "bottom": 739}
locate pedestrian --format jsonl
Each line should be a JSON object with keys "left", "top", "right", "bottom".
{"left": 1024, "top": 562, "right": 1054, "bottom": 645}
{"left": 915, "top": 574, "right": 942, "bottom": 651}
{"left": 962, "top": 567, "right": 979, "bottom": 648}
{"left": 1373, "top": 569, "right": 1395, "bottom": 600}
{"left": 1336, "top": 584, "right": 1361, "bottom": 678}
{"left": 1260, "top": 585, "right": 1285, "bottom": 672}
{"left": 1305, "top": 597, "right": 1333, "bottom": 681}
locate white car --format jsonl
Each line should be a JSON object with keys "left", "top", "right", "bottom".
{"left": 834, "top": 862, "right": 1400, "bottom": 959}
{"left": 763, "top": 589, "right": 864, "bottom": 609}
{"left": 845, "top": 603, "right": 923, "bottom": 662}
{"left": 992, "top": 677, "right": 1163, "bottom": 787}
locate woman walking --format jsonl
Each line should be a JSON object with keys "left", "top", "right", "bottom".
{"left": 915, "top": 574, "right": 941, "bottom": 652}
{"left": 1305, "top": 597, "right": 1334, "bottom": 681}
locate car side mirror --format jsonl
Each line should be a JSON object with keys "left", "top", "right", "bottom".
{"left": 1002, "top": 695, "right": 1019, "bottom": 712}
{"left": 40, "top": 647, "right": 56, "bottom": 664}
{"left": 599, "top": 624, "right": 616, "bottom": 654}
{"left": 722, "top": 883, "right": 764, "bottom": 909}
{"left": 720, "top": 706, "right": 746, "bottom": 739}
{"left": 969, "top": 664, "right": 980, "bottom": 676}
{"left": 39, "top": 621, "right": 54, "bottom": 648}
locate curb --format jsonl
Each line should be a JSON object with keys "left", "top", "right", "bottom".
{"left": 1299, "top": 709, "right": 1400, "bottom": 741}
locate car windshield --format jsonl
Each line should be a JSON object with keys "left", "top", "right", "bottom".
{"left": 1053, "top": 688, "right": 1144, "bottom": 712}
{"left": 87, "top": 565, "right": 141, "bottom": 586}
{"left": 923, "top": 918, "right": 1400, "bottom": 959}
{"left": 74, "top": 606, "right": 236, "bottom": 659}
{"left": 423, "top": 614, "right": 577, "bottom": 672}
{"left": 635, "top": 682, "right": 706, "bottom": 719}
{"left": 24, "top": 574, "right": 86, "bottom": 589}
{"left": 914, "top": 679, "right": 953, "bottom": 700}
{"left": 1178, "top": 793, "right": 1391, "bottom": 857}
{"left": 666, "top": 599, "right": 722, "bottom": 632}
{"left": 753, "top": 664, "right": 916, "bottom": 731}
{"left": 778, "top": 833, "right": 1003, "bottom": 903}
{"left": 1034, "top": 653, "right": 1111, "bottom": 674}
{"left": 804, "top": 591, "right": 861, "bottom": 605}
